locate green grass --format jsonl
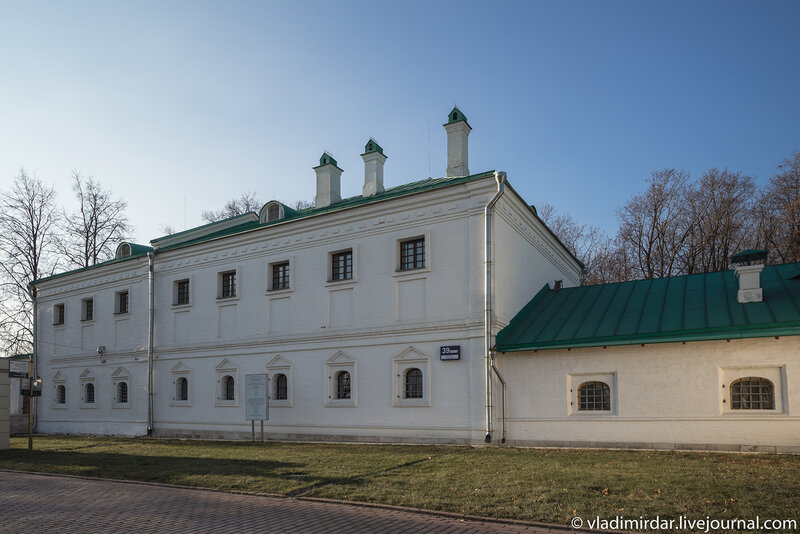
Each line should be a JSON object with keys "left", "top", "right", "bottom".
{"left": 2, "top": 436, "right": 799, "bottom": 530}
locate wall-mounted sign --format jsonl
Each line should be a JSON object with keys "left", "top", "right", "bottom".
{"left": 21, "top": 378, "right": 42, "bottom": 397}
{"left": 9, "top": 361, "right": 29, "bottom": 378}
{"left": 245, "top": 373, "right": 269, "bottom": 421}
{"left": 440, "top": 345, "right": 461, "bottom": 360}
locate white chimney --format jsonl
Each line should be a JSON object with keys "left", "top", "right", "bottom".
{"left": 314, "top": 152, "right": 342, "bottom": 208}
{"left": 361, "top": 138, "right": 386, "bottom": 197}
{"left": 444, "top": 106, "right": 471, "bottom": 177}
{"left": 732, "top": 250, "right": 767, "bottom": 303}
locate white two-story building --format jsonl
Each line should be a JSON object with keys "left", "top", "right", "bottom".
{"left": 31, "top": 108, "right": 581, "bottom": 444}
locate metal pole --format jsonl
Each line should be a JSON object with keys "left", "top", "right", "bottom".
{"left": 251, "top": 420, "right": 255, "bottom": 442}
{"left": 27, "top": 361, "right": 33, "bottom": 450}
{"left": 260, "top": 420, "right": 264, "bottom": 442}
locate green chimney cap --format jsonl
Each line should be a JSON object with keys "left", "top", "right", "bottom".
{"left": 447, "top": 106, "right": 468, "bottom": 124}
{"left": 319, "top": 152, "right": 338, "bottom": 167}
{"left": 731, "top": 249, "right": 768, "bottom": 265}
{"left": 363, "top": 138, "right": 384, "bottom": 155}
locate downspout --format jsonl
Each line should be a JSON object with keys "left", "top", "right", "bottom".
{"left": 28, "top": 284, "right": 38, "bottom": 433}
{"left": 484, "top": 171, "right": 506, "bottom": 443}
{"left": 147, "top": 252, "right": 155, "bottom": 436}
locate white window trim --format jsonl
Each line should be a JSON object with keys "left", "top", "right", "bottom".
{"left": 567, "top": 372, "right": 617, "bottom": 416}
{"left": 325, "top": 245, "right": 358, "bottom": 287}
{"left": 172, "top": 276, "right": 194, "bottom": 308}
{"left": 170, "top": 361, "right": 192, "bottom": 407}
{"left": 392, "top": 231, "right": 432, "bottom": 277}
{"left": 266, "top": 256, "right": 294, "bottom": 295}
{"left": 719, "top": 364, "right": 786, "bottom": 415}
{"left": 216, "top": 266, "right": 242, "bottom": 302}
{"left": 325, "top": 351, "right": 357, "bottom": 407}
{"left": 393, "top": 346, "right": 431, "bottom": 407}
{"left": 52, "top": 372, "right": 67, "bottom": 409}
{"left": 266, "top": 355, "right": 293, "bottom": 407}
{"left": 214, "top": 359, "right": 239, "bottom": 407}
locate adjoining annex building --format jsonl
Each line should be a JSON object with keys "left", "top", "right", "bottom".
{"left": 30, "top": 109, "right": 800, "bottom": 452}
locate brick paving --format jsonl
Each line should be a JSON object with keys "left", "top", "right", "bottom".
{"left": 0, "top": 471, "right": 573, "bottom": 533}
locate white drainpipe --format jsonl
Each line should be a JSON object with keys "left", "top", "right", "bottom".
{"left": 484, "top": 171, "right": 506, "bottom": 443}
{"left": 147, "top": 252, "right": 155, "bottom": 436}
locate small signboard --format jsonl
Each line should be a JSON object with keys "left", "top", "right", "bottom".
{"left": 245, "top": 373, "right": 269, "bottom": 421}
{"left": 440, "top": 345, "right": 461, "bottom": 360}
{"left": 9, "top": 361, "right": 29, "bottom": 378}
{"left": 20, "top": 378, "right": 42, "bottom": 397}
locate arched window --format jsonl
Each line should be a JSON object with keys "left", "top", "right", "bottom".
{"left": 56, "top": 384, "right": 66, "bottom": 404}
{"left": 85, "top": 383, "right": 95, "bottom": 404}
{"left": 267, "top": 204, "right": 280, "bottom": 221}
{"left": 274, "top": 373, "right": 288, "bottom": 400}
{"left": 578, "top": 381, "right": 610, "bottom": 411}
{"left": 117, "top": 382, "right": 128, "bottom": 404}
{"left": 222, "top": 375, "right": 235, "bottom": 401}
{"left": 335, "top": 371, "right": 351, "bottom": 399}
{"left": 731, "top": 377, "right": 774, "bottom": 410}
{"left": 176, "top": 377, "right": 188, "bottom": 401}
{"left": 404, "top": 368, "right": 423, "bottom": 399}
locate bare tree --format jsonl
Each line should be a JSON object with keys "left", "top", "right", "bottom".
{"left": 617, "top": 169, "right": 699, "bottom": 279}
{"left": 201, "top": 192, "right": 262, "bottom": 223}
{"left": 757, "top": 152, "right": 800, "bottom": 264}
{"left": 292, "top": 199, "right": 314, "bottom": 210}
{"left": 0, "top": 170, "right": 59, "bottom": 355}
{"left": 680, "top": 169, "right": 756, "bottom": 273}
{"left": 60, "top": 172, "right": 132, "bottom": 268}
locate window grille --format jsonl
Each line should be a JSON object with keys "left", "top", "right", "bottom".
{"left": 400, "top": 238, "right": 425, "bottom": 270}
{"left": 272, "top": 262, "right": 290, "bottom": 290}
{"left": 117, "top": 382, "right": 128, "bottom": 403}
{"left": 730, "top": 377, "right": 774, "bottom": 410}
{"left": 222, "top": 375, "right": 235, "bottom": 401}
{"left": 221, "top": 271, "right": 236, "bottom": 298}
{"left": 118, "top": 291, "right": 129, "bottom": 314}
{"left": 275, "top": 373, "right": 288, "bottom": 400}
{"left": 331, "top": 251, "right": 353, "bottom": 281}
{"left": 578, "top": 381, "right": 610, "bottom": 411}
{"left": 176, "top": 377, "right": 188, "bottom": 401}
{"left": 85, "top": 383, "right": 95, "bottom": 404}
{"left": 404, "top": 368, "right": 423, "bottom": 398}
{"left": 335, "top": 371, "right": 351, "bottom": 399}
{"left": 54, "top": 304, "right": 65, "bottom": 325}
{"left": 177, "top": 280, "right": 190, "bottom": 305}
{"left": 56, "top": 385, "right": 66, "bottom": 404}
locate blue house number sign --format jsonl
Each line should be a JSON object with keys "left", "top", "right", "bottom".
{"left": 440, "top": 345, "right": 461, "bottom": 360}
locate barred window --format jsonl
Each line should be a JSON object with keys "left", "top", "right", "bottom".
{"left": 176, "top": 377, "right": 188, "bottom": 401}
{"left": 730, "top": 377, "right": 774, "bottom": 410}
{"left": 222, "top": 375, "right": 235, "bottom": 401}
{"left": 176, "top": 280, "right": 190, "bottom": 305}
{"left": 82, "top": 298, "right": 94, "bottom": 321}
{"left": 56, "top": 384, "right": 66, "bottom": 404}
{"left": 85, "top": 383, "right": 95, "bottom": 404}
{"left": 400, "top": 238, "right": 425, "bottom": 270}
{"left": 117, "top": 382, "right": 128, "bottom": 404}
{"left": 404, "top": 368, "right": 423, "bottom": 398}
{"left": 274, "top": 373, "right": 288, "bottom": 400}
{"left": 578, "top": 381, "right": 610, "bottom": 411}
{"left": 54, "top": 303, "right": 65, "bottom": 325}
{"left": 221, "top": 271, "right": 236, "bottom": 298}
{"left": 331, "top": 251, "right": 353, "bottom": 281}
{"left": 335, "top": 371, "right": 351, "bottom": 399}
{"left": 272, "top": 262, "right": 290, "bottom": 290}
{"left": 116, "top": 291, "right": 129, "bottom": 314}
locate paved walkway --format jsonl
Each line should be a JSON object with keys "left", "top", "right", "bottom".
{"left": 0, "top": 471, "right": 573, "bottom": 533}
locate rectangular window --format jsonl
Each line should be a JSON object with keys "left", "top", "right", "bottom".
{"left": 116, "top": 291, "right": 129, "bottom": 314}
{"left": 53, "top": 303, "right": 65, "bottom": 325}
{"left": 81, "top": 298, "right": 94, "bottom": 321}
{"left": 400, "top": 238, "right": 425, "bottom": 270}
{"left": 221, "top": 271, "right": 236, "bottom": 298}
{"left": 176, "top": 279, "right": 190, "bottom": 305}
{"left": 331, "top": 251, "right": 353, "bottom": 281}
{"left": 272, "top": 262, "right": 290, "bottom": 290}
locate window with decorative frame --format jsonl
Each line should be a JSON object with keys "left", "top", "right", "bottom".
{"left": 115, "top": 290, "right": 129, "bottom": 314}
{"left": 56, "top": 384, "right": 66, "bottom": 404}
{"left": 331, "top": 250, "right": 353, "bottom": 281}
{"left": 578, "top": 381, "right": 611, "bottom": 411}
{"left": 220, "top": 271, "right": 237, "bottom": 298}
{"left": 266, "top": 355, "right": 293, "bottom": 407}
{"left": 214, "top": 358, "right": 238, "bottom": 406}
{"left": 174, "top": 279, "right": 190, "bottom": 306}
{"left": 325, "top": 351, "right": 357, "bottom": 407}
{"left": 79, "top": 369, "right": 97, "bottom": 408}
{"left": 393, "top": 346, "right": 431, "bottom": 407}
{"left": 400, "top": 237, "right": 425, "bottom": 271}
{"left": 52, "top": 371, "right": 67, "bottom": 408}
{"left": 170, "top": 361, "right": 191, "bottom": 406}
{"left": 271, "top": 262, "right": 290, "bottom": 290}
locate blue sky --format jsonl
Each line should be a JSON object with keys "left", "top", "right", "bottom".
{"left": 1, "top": 1, "right": 799, "bottom": 243}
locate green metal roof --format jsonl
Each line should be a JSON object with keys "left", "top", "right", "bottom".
{"left": 495, "top": 262, "right": 800, "bottom": 352}
{"left": 8, "top": 353, "right": 32, "bottom": 360}
{"left": 447, "top": 106, "right": 468, "bottom": 124}
{"left": 363, "top": 138, "right": 384, "bottom": 155}
{"left": 318, "top": 152, "right": 338, "bottom": 167}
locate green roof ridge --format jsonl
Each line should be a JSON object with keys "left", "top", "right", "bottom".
{"left": 318, "top": 152, "right": 337, "bottom": 167}
{"left": 447, "top": 106, "right": 468, "bottom": 124}
{"left": 363, "top": 138, "right": 384, "bottom": 155}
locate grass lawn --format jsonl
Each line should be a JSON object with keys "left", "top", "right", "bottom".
{"left": 2, "top": 436, "right": 799, "bottom": 529}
